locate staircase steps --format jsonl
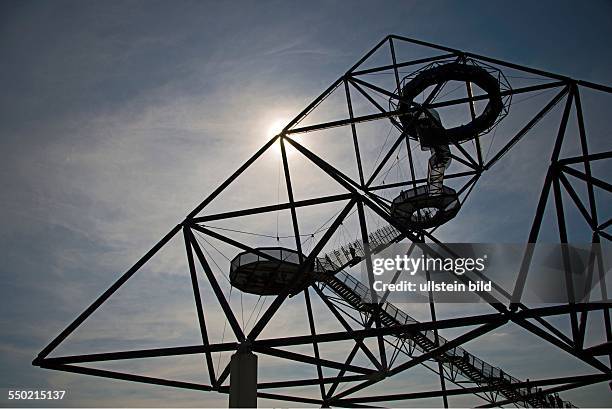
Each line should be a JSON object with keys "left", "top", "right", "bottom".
{"left": 314, "top": 223, "right": 573, "bottom": 408}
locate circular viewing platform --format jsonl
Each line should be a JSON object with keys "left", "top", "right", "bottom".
{"left": 229, "top": 247, "right": 312, "bottom": 296}
{"left": 391, "top": 185, "right": 461, "bottom": 230}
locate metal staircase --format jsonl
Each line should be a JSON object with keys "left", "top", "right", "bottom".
{"left": 314, "top": 224, "right": 574, "bottom": 408}
{"left": 316, "top": 224, "right": 403, "bottom": 273}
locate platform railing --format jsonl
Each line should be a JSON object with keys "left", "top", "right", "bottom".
{"left": 318, "top": 224, "right": 402, "bottom": 271}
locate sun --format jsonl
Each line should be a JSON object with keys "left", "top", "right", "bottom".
{"left": 267, "top": 119, "right": 286, "bottom": 139}
{"left": 267, "top": 119, "right": 289, "bottom": 155}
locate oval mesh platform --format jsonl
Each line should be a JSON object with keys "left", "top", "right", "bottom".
{"left": 229, "top": 247, "right": 312, "bottom": 296}
{"left": 391, "top": 185, "right": 461, "bottom": 230}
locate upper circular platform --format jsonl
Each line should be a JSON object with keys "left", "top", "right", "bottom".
{"left": 397, "top": 61, "right": 505, "bottom": 145}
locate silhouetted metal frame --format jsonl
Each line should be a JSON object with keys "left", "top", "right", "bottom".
{"left": 33, "top": 35, "right": 612, "bottom": 407}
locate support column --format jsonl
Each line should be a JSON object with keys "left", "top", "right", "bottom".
{"left": 229, "top": 349, "right": 258, "bottom": 408}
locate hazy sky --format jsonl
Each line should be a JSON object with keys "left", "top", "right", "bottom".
{"left": 1, "top": 1, "right": 612, "bottom": 407}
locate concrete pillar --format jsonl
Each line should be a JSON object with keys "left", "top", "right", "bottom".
{"left": 229, "top": 350, "right": 257, "bottom": 408}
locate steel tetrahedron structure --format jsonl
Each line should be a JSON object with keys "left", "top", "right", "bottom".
{"left": 34, "top": 35, "right": 611, "bottom": 408}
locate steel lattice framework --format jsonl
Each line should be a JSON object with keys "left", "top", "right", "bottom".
{"left": 33, "top": 35, "right": 612, "bottom": 408}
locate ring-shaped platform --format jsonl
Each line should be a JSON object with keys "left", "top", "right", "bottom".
{"left": 399, "top": 62, "right": 504, "bottom": 144}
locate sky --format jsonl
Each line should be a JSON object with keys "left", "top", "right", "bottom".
{"left": 1, "top": 0, "right": 612, "bottom": 407}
